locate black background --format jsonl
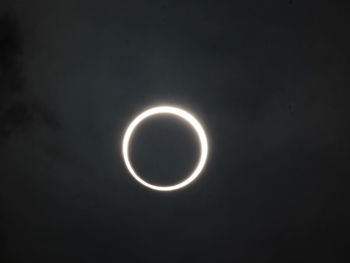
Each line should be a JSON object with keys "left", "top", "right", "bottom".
{"left": 1, "top": 0, "right": 350, "bottom": 262}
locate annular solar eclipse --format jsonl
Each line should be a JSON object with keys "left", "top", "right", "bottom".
{"left": 122, "top": 106, "right": 209, "bottom": 191}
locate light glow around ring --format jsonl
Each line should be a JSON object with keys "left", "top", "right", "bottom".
{"left": 122, "top": 106, "right": 209, "bottom": 191}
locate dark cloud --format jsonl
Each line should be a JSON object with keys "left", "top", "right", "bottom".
{"left": 0, "top": 9, "right": 60, "bottom": 141}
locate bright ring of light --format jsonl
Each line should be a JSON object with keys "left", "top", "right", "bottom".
{"left": 122, "top": 106, "right": 209, "bottom": 191}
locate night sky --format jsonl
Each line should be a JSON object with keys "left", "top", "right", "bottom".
{"left": 1, "top": 0, "right": 350, "bottom": 262}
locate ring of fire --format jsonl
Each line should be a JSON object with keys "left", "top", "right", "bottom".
{"left": 122, "top": 106, "right": 209, "bottom": 191}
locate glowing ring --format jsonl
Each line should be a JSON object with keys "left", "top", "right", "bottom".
{"left": 122, "top": 106, "right": 208, "bottom": 191}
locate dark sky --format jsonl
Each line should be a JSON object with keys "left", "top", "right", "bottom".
{"left": 1, "top": 0, "right": 350, "bottom": 262}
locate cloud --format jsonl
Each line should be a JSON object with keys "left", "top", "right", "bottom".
{"left": 0, "top": 10, "right": 60, "bottom": 142}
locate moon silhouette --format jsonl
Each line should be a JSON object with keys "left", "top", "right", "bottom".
{"left": 122, "top": 106, "right": 209, "bottom": 191}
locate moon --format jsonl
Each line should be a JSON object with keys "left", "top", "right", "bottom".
{"left": 122, "top": 106, "right": 209, "bottom": 191}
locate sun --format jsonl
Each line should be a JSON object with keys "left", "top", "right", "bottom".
{"left": 122, "top": 106, "right": 209, "bottom": 191}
